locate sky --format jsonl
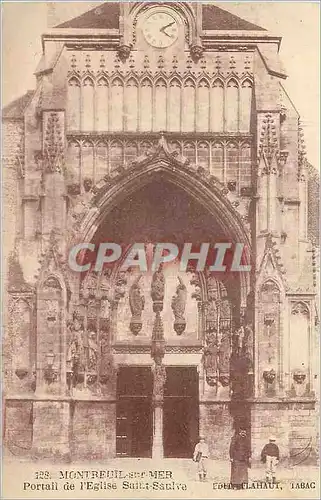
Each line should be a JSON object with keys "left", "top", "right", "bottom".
{"left": 2, "top": 1, "right": 320, "bottom": 168}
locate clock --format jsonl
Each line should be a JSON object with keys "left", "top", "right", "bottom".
{"left": 143, "top": 11, "right": 179, "bottom": 48}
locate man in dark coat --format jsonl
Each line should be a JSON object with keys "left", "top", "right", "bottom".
{"left": 261, "top": 436, "right": 280, "bottom": 483}
{"left": 229, "top": 428, "right": 251, "bottom": 489}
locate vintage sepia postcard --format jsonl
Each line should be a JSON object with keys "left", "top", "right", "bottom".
{"left": 1, "top": 1, "right": 320, "bottom": 499}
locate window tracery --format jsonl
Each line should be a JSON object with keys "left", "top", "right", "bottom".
{"left": 66, "top": 73, "right": 253, "bottom": 134}
{"left": 66, "top": 137, "right": 253, "bottom": 192}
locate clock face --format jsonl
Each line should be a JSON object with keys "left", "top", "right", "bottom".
{"left": 143, "top": 12, "right": 178, "bottom": 48}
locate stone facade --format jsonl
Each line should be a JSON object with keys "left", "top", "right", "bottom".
{"left": 2, "top": 2, "right": 319, "bottom": 463}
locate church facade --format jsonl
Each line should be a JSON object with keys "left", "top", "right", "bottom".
{"left": 3, "top": 2, "right": 319, "bottom": 463}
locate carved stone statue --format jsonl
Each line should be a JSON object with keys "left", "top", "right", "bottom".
{"left": 151, "top": 266, "right": 165, "bottom": 312}
{"left": 203, "top": 332, "right": 219, "bottom": 386}
{"left": 171, "top": 276, "right": 187, "bottom": 335}
{"left": 81, "top": 271, "right": 98, "bottom": 299}
{"left": 86, "top": 331, "right": 98, "bottom": 371}
{"left": 67, "top": 316, "right": 86, "bottom": 386}
{"left": 151, "top": 267, "right": 165, "bottom": 302}
{"left": 129, "top": 275, "right": 145, "bottom": 335}
{"left": 206, "top": 300, "right": 217, "bottom": 334}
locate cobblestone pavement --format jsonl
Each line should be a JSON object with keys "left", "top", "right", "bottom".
{"left": 2, "top": 456, "right": 320, "bottom": 499}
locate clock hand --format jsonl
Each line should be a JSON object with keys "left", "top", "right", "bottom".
{"left": 159, "top": 21, "right": 176, "bottom": 37}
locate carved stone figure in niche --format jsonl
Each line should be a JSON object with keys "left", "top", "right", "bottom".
{"left": 206, "top": 300, "right": 217, "bottom": 334}
{"left": 81, "top": 271, "right": 98, "bottom": 299}
{"left": 203, "top": 331, "right": 218, "bottom": 386}
{"left": 100, "top": 268, "right": 112, "bottom": 300}
{"left": 171, "top": 276, "right": 187, "bottom": 335}
{"left": 99, "top": 331, "right": 114, "bottom": 384}
{"left": 67, "top": 315, "right": 86, "bottom": 386}
{"left": 129, "top": 274, "right": 145, "bottom": 335}
{"left": 206, "top": 271, "right": 219, "bottom": 302}
{"left": 218, "top": 332, "right": 231, "bottom": 386}
{"left": 151, "top": 266, "right": 165, "bottom": 312}
{"left": 153, "top": 361, "right": 166, "bottom": 401}
{"left": 114, "top": 271, "right": 127, "bottom": 302}
{"left": 230, "top": 322, "right": 253, "bottom": 398}
{"left": 86, "top": 331, "right": 98, "bottom": 371}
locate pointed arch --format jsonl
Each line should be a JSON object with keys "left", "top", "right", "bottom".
{"left": 154, "top": 77, "right": 167, "bottom": 131}
{"left": 226, "top": 78, "right": 239, "bottom": 132}
{"left": 197, "top": 78, "right": 210, "bottom": 132}
{"left": 211, "top": 78, "right": 224, "bottom": 132}
{"left": 226, "top": 141, "right": 239, "bottom": 188}
{"left": 211, "top": 142, "right": 224, "bottom": 181}
{"left": 110, "top": 77, "right": 124, "bottom": 131}
{"left": 95, "top": 140, "right": 108, "bottom": 183}
{"left": 124, "top": 141, "right": 138, "bottom": 165}
{"left": 183, "top": 141, "right": 196, "bottom": 165}
{"left": 197, "top": 141, "right": 210, "bottom": 171}
{"left": 182, "top": 78, "right": 195, "bottom": 132}
{"left": 125, "top": 77, "right": 138, "bottom": 131}
{"left": 140, "top": 77, "right": 152, "bottom": 131}
{"left": 240, "top": 78, "right": 253, "bottom": 132}
{"left": 77, "top": 160, "right": 251, "bottom": 309}
{"left": 96, "top": 76, "right": 109, "bottom": 132}
{"left": 240, "top": 142, "right": 252, "bottom": 189}
{"left": 81, "top": 76, "right": 94, "bottom": 131}
{"left": 66, "top": 139, "right": 81, "bottom": 185}
{"left": 81, "top": 140, "right": 94, "bottom": 181}
{"left": 169, "top": 77, "right": 181, "bottom": 132}
{"left": 110, "top": 140, "right": 123, "bottom": 172}
{"left": 67, "top": 76, "right": 81, "bottom": 130}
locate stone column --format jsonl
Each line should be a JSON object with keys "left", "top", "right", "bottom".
{"left": 152, "top": 362, "right": 166, "bottom": 459}
{"left": 150, "top": 267, "right": 166, "bottom": 458}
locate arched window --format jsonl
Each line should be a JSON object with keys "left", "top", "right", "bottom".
{"left": 154, "top": 78, "right": 167, "bottom": 131}
{"left": 183, "top": 142, "right": 196, "bottom": 165}
{"left": 169, "top": 78, "right": 181, "bottom": 132}
{"left": 211, "top": 143, "right": 224, "bottom": 181}
{"left": 67, "top": 77, "right": 80, "bottom": 130}
{"left": 95, "top": 141, "right": 108, "bottom": 182}
{"left": 125, "top": 77, "right": 138, "bottom": 131}
{"left": 226, "top": 79, "right": 239, "bottom": 132}
{"left": 197, "top": 142, "right": 210, "bottom": 170}
{"left": 111, "top": 78, "right": 124, "bottom": 131}
{"left": 82, "top": 141, "right": 94, "bottom": 180}
{"left": 226, "top": 142, "right": 238, "bottom": 188}
{"left": 110, "top": 141, "right": 123, "bottom": 172}
{"left": 124, "top": 142, "right": 138, "bottom": 165}
{"left": 140, "top": 78, "right": 152, "bottom": 131}
{"left": 96, "top": 76, "right": 109, "bottom": 132}
{"left": 240, "top": 79, "right": 252, "bottom": 132}
{"left": 197, "top": 79, "right": 210, "bottom": 132}
{"left": 81, "top": 76, "right": 94, "bottom": 131}
{"left": 240, "top": 144, "right": 252, "bottom": 189}
{"left": 66, "top": 140, "right": 81, "bottom": 184}
{"left": 182, "top": 78, "right": 195, "bottom": 131}
{"left": 210, "top": 79, "right": 224, "bottom": 132}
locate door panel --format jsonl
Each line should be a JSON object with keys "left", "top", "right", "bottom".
{"left": 116, "top": 367, "right": 153, "bottom": 457}
{"left": 163, "top": 367, "right": 199, "bottom": 458}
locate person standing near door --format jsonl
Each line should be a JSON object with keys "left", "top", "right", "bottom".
{"left": 193, "top": 436, "right": 209, "bottom": 481}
